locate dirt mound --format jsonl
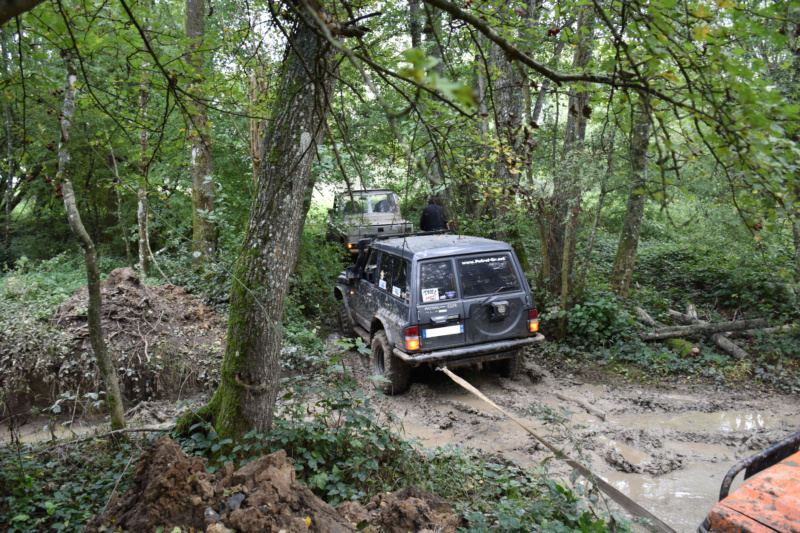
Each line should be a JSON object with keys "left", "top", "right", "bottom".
{"left": 85, "top": 437, "right": 461, "bottom": 533}
{"left": 52, "top": 268, "right": 225, "bottom": 402}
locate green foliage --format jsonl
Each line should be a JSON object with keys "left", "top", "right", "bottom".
{"left": 0, "top": 438, "right": 138, "bottom": 533}
{"left": 632, "top": 242, "right": 797, "bottom": 319}
{"left": 288, "top": 210, "right": 349, "bottom": 322}
{"left": 177, "top": 371, "right": 412, "bottom": 505}
{"left": 546, "top": 290, "right": 635, "bottom": 346}
{"left": 417, "top": 448, "right": 628, "bottom": 533}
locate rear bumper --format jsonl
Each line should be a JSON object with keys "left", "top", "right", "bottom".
{"left": 393, "top": 333, "right": 545, "bottom": 367}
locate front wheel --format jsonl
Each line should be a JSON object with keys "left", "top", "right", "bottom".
{"left": 372, "top": 330, "right": 410, "bottom": 394}
{"left": 338, "top": 303, "right": 354, "bottom": 338}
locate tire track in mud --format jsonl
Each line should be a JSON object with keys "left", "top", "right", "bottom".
{"left": 345, "top": 347, "right": 800, "bottom": 533}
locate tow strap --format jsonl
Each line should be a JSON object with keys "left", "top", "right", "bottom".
{"left": 437, "top": 366, "right": 678, "bottom": 533}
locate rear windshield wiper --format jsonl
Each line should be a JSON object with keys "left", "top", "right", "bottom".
{"left": 479, "top": 285, "right": 516, "bottom": 306}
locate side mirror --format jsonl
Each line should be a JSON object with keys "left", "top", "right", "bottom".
{"left": 345, "top": 267, "right": 360, "bottom": 284}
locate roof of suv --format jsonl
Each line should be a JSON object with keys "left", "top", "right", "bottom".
{"left": 374, "top": 234, "right": 513, "bottom": 260}
{"left": 337, "top": 189, "right": 394, "bottom": 196}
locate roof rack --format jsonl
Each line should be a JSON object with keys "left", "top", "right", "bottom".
{"left": 357, "top": 229, "right": 456, "bottom": 248}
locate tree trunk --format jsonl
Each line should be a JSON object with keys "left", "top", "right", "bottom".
{"left": 421, "top": 5, "right": 445, "bottom": 189}
{"left": 793, "top": 208, "right": 800, "bottom": 278}
{"left": 610, "top": 92, "right": 651, "bottom": 297}
{"left": 107, "top": 146, "right": 134, "bottom": 269}
{"left": 489, "top": 36, "right": 530, "bottom": 271}
{"left": 57, "top": 50, "right": 126, "bottom": 431}
{"left": 536, "top": 7, "right": 594, "bottom": 298}
{"left": 249, "top": 66, "right": 268, "bottom": 186}
{"left": 137, "top": 1, "right": 151, "bottom": 276}
{"left": 186, "top": 0, "right": 216, "bottom": 263}
{"left": 204, "top": 20, "right": 337, "bottom": 439}
{"left": 409, "top": 0, "right": 421, "bottom": 49}
{"left": 1, "top": 26, "right": 14, "bottom": 244}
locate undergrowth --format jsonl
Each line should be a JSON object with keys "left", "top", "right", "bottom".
{"left": 0, "top": 437, "right": 140, "bottom": 533}
{"left": 174, "top": 363, "right": 628, "bottom": 533}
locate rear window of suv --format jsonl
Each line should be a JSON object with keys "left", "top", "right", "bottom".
{"left": 420, "top": 260, "right": 458, "bottom": 303}
{"left": 457, "top": 254, "right": 519, "bottom": 298}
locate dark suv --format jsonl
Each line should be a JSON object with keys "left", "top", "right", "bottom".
{"left": 334, "top": 233, "right": 544, "bottom": 394}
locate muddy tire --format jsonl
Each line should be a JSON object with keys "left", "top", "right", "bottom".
{"left": 372, "top": 330, "right": 410, "bottom": 394}
{"left": 497, "top": 351, "right": 522, "bottom": 379}
{"left": 338, "top": 303, "right": 354, "bottom": 338}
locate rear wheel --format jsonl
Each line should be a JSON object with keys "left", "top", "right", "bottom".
{"left": 496, "top": 351, "right": 523, "bottom": 379}
{"left": 372, "top": 330, "right": 410, "bottom": 394}
{"left": 338, "top": 303, "right": 354, "bottom": 338}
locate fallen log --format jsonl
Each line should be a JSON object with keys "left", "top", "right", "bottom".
{"left": 711, "top": 333, "right": 750, "bottom": 360}
{"left": 730, "top": 325, "right": 796, "bottom": 338}
{"left": 639, "top": 318, "right": 769, "bottom": 341}
{"left": 665, "top": 305, "right": 755, "bottom": 359}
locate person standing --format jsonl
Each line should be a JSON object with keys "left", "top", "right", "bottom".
{"left": 419, "top": 196, "right": 449, "bottom": 231}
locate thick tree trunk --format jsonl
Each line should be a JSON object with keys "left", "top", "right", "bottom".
{"left": 137, "top": 1, "right": 151, "bottom": 276}
{"left": 489, "top": 38, "right": 530, "bottom": 271}
{"left": 57, "top": 51, "right": 126, "bottom": 431}
{"left": 186, "top": 0, "right": 216, "bottom": 263}
{"left": 205, "top": 20, "right": 336, "bottom": 439}
{"left": 610, "top": 92, "right": 651, "bottom": 296}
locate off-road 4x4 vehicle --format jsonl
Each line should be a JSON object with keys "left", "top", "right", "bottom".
{"left": 327, "top": 189, "right": 413, "bottom": 253}
{"left": 334, "top": 233, "right": 544, "bottom": 394}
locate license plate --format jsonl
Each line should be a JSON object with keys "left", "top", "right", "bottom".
{"left": 423, "top": 324, "right": 463, "bottom": 338}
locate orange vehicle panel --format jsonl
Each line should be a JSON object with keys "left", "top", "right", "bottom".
{"left": 706, "top": 451, "right": 800, "bottom": 533}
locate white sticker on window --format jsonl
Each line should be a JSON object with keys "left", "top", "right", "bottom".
{"left": 392, "top": 286, "right": 401, "bottom": 297}
{"left": 379, "top": 279, "right": 387, "bottom": 290}
{"left": 422, "top": 288, "right": 439, "bottom": 302}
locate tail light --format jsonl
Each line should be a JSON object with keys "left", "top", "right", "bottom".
{"left": 529, "top": 309, "right": 539, "bottom": 333}
{"left": 347, "top": 243, "right": 354, "bottom": 249}
{"left": 405, "top": 326, "right": 420, "bottom": 351}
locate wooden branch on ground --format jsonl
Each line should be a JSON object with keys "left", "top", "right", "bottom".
{"left": 554, "top": 392, "right": 606, "bottom": 420}
{"left": 635, "top": 306, "right": 662, "bottom": 328}
{"left": 639, "top": 318, "right": 769, "bottom": 341}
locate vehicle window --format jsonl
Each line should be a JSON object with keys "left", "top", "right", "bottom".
{"left": 379, "top": 254, "right": 409, "bottom": 301}
{"left": 420, "top": 260, "right": 457, "bottom": 303}
{"left": 368, "top": 193, "right": 395, "bottom": 213}
{"left": 363, "top": 249, "right": 379, "bottom": 284}
{"left": 457, "top": 254, "right": 519, "bottom": 298}
{"left": 341, "top": 195, "right": 368, "bottom": 214}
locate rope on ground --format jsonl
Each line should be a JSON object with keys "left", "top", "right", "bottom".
{"left": 436, "top": 366, "right": 678, "bottom": 533}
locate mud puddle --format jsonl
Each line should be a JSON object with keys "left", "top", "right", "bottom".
{"left": 346, "top": 349, "right": 800, "bottom": 532}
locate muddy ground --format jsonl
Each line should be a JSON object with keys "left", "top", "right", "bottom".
{"left": 4, "top": 324, "right": 798, "bottom": 532}
{"left": 339, "top": 341, "right": 800, "bottom": 533}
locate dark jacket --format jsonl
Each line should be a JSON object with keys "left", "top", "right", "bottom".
{"left": 420, "top": 204, "right": 448, "bottom": 231}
